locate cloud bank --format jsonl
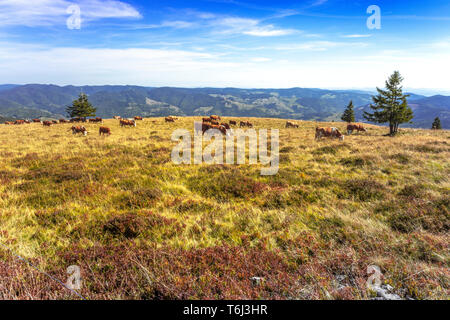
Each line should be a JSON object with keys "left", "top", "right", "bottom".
{"left": 0, "top": 0, "right": 141, "bottom": 27}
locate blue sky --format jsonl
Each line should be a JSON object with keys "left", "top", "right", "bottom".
{"left": 0, "top": 0, "right": 449, "bottom": 92}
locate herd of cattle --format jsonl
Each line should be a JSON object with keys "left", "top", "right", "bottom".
{"left": 2, "top": 115, "right": 368, "bottom": 140}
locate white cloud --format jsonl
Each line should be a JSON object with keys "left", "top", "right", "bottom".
{"left": 310, "top": 0, "right": 328, "bottom": 7}
{"left": 129, "top": 14, "right": 296, "bottom": 37}
{"left": 250, "top": 57, "right": 271, "bottom": 62}
{"left": 275, "top": 41, "right": 344, "bottom": 51}
{"left": 213, "top": 17, "right": 296, "bottom": 37}
{"left": 0, "top": 41, "right": 448, "bottom": 90}
{"left": 243, "top": 27, "right": 294, "bottom": 37}
{"left": 341, "top": 34, "right": 372, "bottom": 38}
{"left": 161, "top": 20, "right": 196, "bottom": 29}
{"left": 0, "top": 0, "right": 141, "bottom": 27}
{"left": 432, "top": 39, "right": 450, "bottom": 48}
{"left": 0, "top": 44, "right": 239, "bottom": 86}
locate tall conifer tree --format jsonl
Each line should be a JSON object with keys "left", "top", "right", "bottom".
{"left": 364, "top": 71, "right": 413, "bottom": 135}
{"left": 341, "top": 100, "right": 355, "bottom": 123}
{"left": 66, "top": 93, "right": 97, "bottom": 118}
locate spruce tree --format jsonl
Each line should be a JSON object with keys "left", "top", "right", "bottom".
{"left": 364, "top": 71, "right": 413, "bottom": 136}
{"left": 341, "top": 100, "right": 355, "bottom": 123}
{"left": 66, "top": 93, "right": 97, "bottom": 118}
{"left": 431, "top": 117, "right": 442, "bottom": 130}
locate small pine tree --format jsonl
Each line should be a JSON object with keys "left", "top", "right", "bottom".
{"left": 341, "top": 100, "right": 355, "bottom": 123}
{"left": 66, "top": 93, "right": 96, "bottom": 118}
{"left": 431, "top": 117, "right": 442, "bottom": 130}
{"left": 364, "top": 71, "right": 413, "bottom": 136}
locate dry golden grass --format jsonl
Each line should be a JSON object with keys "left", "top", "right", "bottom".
{"left": 0, "top": 117, "right": 448, "bottom": 299}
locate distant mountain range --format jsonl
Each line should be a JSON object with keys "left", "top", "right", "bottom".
{"left": 0, "top": 84, "right": 448, "bottom": 129}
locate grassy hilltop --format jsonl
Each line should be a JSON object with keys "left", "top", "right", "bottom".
{"left": 0, "top": 117, "right": 448, "bottom": 299}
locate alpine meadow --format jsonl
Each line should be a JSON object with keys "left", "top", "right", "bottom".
{"left": 0, "top": 115, "right": 448, "bottom": 299}
{"left": 0, "top": 0, "right": 449, "bottom": 305}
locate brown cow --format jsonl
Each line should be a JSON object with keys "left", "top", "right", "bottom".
{"left": 71, "top": 126, "right": 88, "bottom": 136}
{"left": 286, "top": 121, "right": 299, "bottom": 128}
{"left": 210, "top": 115, "right": 221, "bottom": 121}
{"left": 202, "top": 123, "right": 227, "bottom": 135}
{"left": 201, "top": 122, "right": 212, "bottom": 134}
{"left": 120, "top": 119, "right": 136, "bottom": 127}
{"left": 202, "top": 117, "right": 211, "bottom": 123}
{"left": 229, "top": 120, "right": 237, "bottom": 126}
{"left": 240, "top": 121, "right": 253, "bottom": 128}
{"left": 89, "top": 117, "right": 103, "bottom": 123}
{"left": 4, "top": 121, "right": 13, "bottom": 125}
{"left": 42, "top": 121, "right": 53, "bottom": 127}
{"left": 212, "top": 124, "right": 228, "bottom": 135}
{"left": 220, "top": 122, "right": 231, "bottom": 130}
{"left": 113, "top": 116, "right": 121, "bottom": 120}
{"left": 347, "top": 123, "right": 367, "bottom": 135}
{"left": 70, "top": 117, "right": 86, "bottom": 123}
{"left": 59, "top": 119, "right": 69, "bottom": 123}
{"left": 32, "top": 119, "right": 41, "bottom": 123}
{"left": 166, "top": 116, "right": 178, "bottom": 122}
{"left": 134, "top": 116, "right": 143, "bottom": 121}
{"left": 99, "top": 127, "right": 111, "bottom": 136}
{"left": 211, "top": 120, "right": 219, "bottom": 126}
{"left": 14, "top": 120, "right": 25, "bottom": 125}
{"left": 315, "top": 127, "right": 344, "bottom": 141}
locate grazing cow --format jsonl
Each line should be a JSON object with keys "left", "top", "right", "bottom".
{"left": 70, "top": 117, "right": 87, "bottom": 123}
{"left": 210, "top": 115, "right": 221, "bottom": 121}
{"left": 32, "top": 119, "right": 41, "bottom": 123}
{"left": 4, "top": 121, "right": 13, "bottom": 125}
{"left": 212, "top": 125, "right": 228, "bottom": 136}
{"left": 202, "top": 123, "right": 228, "bottom": 136}
{"left": 89, "top": 117, "right": 103, "bottom": 123}
{"left": 169, "top": 116, "right": 178, "bottom": 120}
{"left": 113, "top": 116, "right": 121, "bottom": 120}
{"left": 165, "top": 117, "right": 175, "bottom": 123}
{"left": 42, "top": 121, "right": 53, "bottom": 127}
{"left": 99, "top": 127, "right": 111, "bottom": 136}
{"left": 220, "top": 122, "right": 231, "bottom": 130}
{"left": 240, "top": 121, "right": 253, "bottom": 128}
{"left": 24, "top": 120, "right": 31, "bottom": 124}
{"left": 134, "top": 116, "right": 143, "bottom": 121}
{"left": 229, "top": 120, "right": 237, "bottom": 126}
{"left": 201, "top": 122, "right": 212, "bottom": 134}
{"left": 347, "top": 123, "right": 367, "bottom": 135}
{"left": 211, "top": 120, "right": 219, "bottom": 126}
{"left": 71, "top": 126, "right": 88, "bottom": 136}
{"left": 286, "top": 121, "right": 299, "bottom": 128}
{"left": 315, "top": 127, "right": 344, "bottom": 141}
{"left": 201, "top": 123, "right": 211, "bottom": 133}
{"left": 59, "top": 119, "right": 69, "bottom": 123}
{"left": 14, "top": 120, "right": 25, "bottom": 125}
{"left": 120, "top": 119, "right": 136, "bottom": 127}
{"left": 202, "top": 117, "right": 211, "bottom": 123}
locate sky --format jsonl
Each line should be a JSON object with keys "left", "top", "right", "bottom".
{"left": 0, "top": 0, "right": 450, "bottom": 92}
